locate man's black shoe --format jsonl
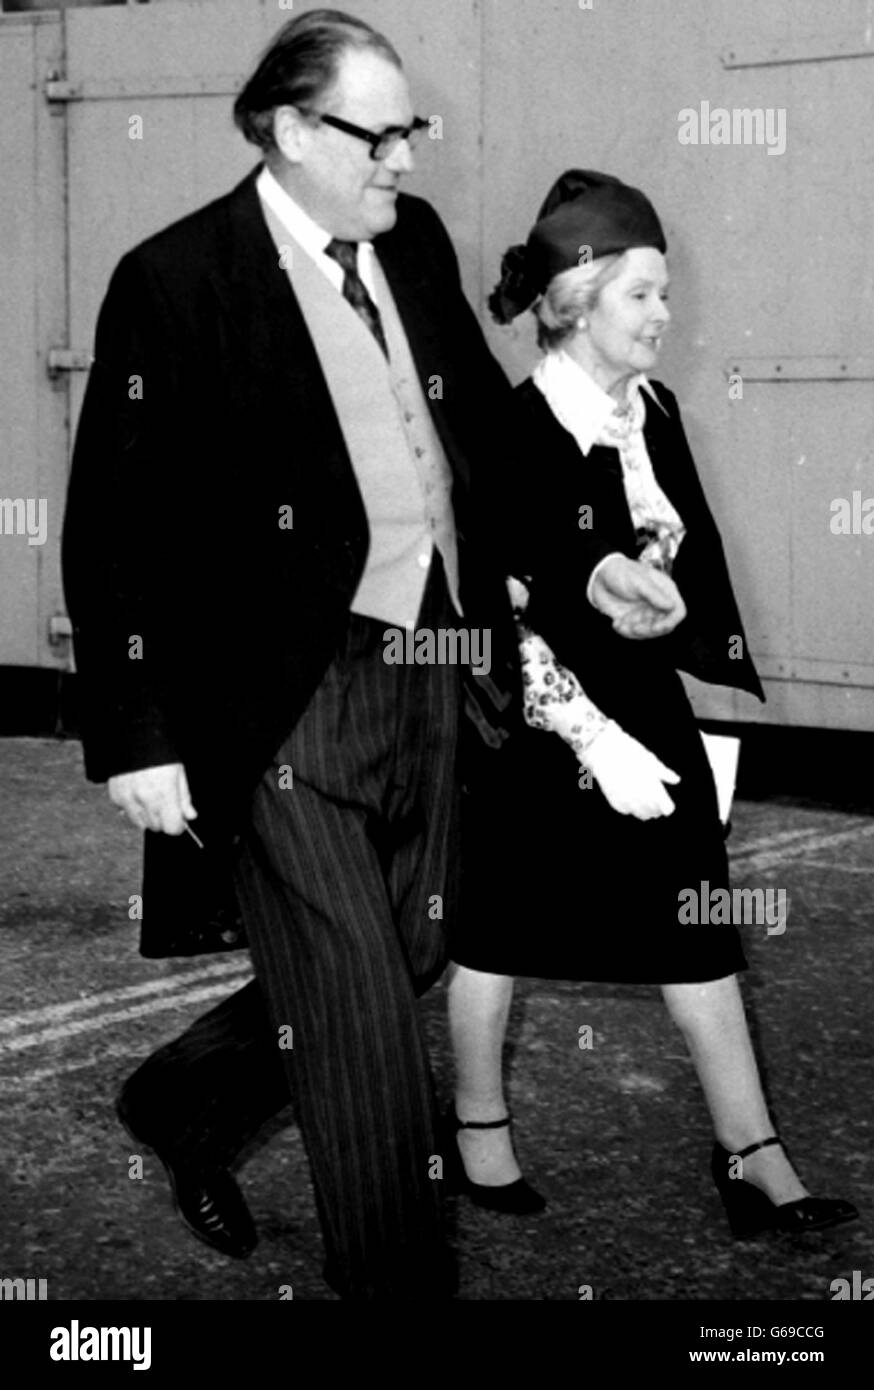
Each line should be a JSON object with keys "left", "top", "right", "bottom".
{"left": 116, "top": 1094, "right": 257, "bottom": 1259}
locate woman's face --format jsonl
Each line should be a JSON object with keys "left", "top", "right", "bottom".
{"left": 574, "top": 247, "right": 671, "bottom": 389}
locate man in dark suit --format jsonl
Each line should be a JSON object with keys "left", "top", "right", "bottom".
{"left": 62, "top": 9, "right": 686, "bottom": 1300}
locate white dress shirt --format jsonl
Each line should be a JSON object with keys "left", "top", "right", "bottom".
{"left": 256, "top": 164, "right": 380, "bottom": 301}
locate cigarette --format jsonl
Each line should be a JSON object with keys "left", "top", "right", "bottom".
{"left": 184, "top": 823, "right": 204, "bottom": 850}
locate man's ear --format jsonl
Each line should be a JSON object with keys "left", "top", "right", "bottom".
{"left": 273, "top": 105, "right": 309, "bottom": 165}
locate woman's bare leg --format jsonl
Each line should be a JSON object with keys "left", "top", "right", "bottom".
{"left": 446, "top": 964, "right": 523, "bottom": 1186}
{"left": 662, "top": 974, "right": 808, "bottom": 1203}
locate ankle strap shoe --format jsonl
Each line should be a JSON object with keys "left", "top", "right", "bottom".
{"left": 712, "top": 1137, "right": 858, "bottom": 1240}
{"left": 443, "top": 1108, "right": 547, "bottom": 1215}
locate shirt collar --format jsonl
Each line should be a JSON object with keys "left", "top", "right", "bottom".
{"left": 638, "top": 375, "right": 668, "bottom": 414}
{"left": 256, "top": 164, "right": 376, "bottom": 271}
{"left": 532, "top": 349, "right": 667, "bottom": 456}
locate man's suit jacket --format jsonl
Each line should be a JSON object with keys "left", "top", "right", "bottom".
{"left": 62, "top": 168, "right": 619, "bottom": 958}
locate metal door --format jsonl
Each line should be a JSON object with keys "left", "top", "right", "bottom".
{"left": 6, "top": 0, "right": 481, "bottom": 676}
{"left": 0, "top": 11, "right": 67, "bottom": 672}
{"left": 60, "top": 0, "right": 483, "bottom": 445}
{"left": 480, "top": 0, "right": 874, "bottom": 731}
{"left": 5, "top": 0, "right": 872, "bottom": 731}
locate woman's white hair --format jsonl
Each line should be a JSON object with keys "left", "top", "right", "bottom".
{"left": 535, "top": 253, "right": 628, "bottom": 350}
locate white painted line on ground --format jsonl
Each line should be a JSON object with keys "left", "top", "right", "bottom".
{"left": 0, "top": 978, "right": 253, "bottom": 1057}
{"left": 731, "top": 821, "right": 874, "bottom": 875}
{"left": 729, "top": 825, "right": 835, "bottom": 858}
{"left": 0, "top": 1054, "right": 130, "bottom": 1092}
{"left": 800, "top": 861, "right": 874, "bottom": 875}
{"left": 0, "top": 957, "right": 252, "bottom": 1035}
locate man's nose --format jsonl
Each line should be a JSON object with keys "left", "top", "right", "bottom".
{"left": 385, "top": 137, "right": 415, "bottom": 175}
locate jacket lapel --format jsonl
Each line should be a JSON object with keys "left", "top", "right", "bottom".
{"left": 206, "top": 169, "right": 366, "bottom": 522}
{"left": 640, "top": 388, "right": 693, "bottom": 520}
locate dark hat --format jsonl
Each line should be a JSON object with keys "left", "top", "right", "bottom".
{"left": 489, "top": 169, "right": 666, "bottom": 324}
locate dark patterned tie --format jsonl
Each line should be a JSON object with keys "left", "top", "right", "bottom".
{"left": 324, "top": 238, "right": 389, "bottom": 358}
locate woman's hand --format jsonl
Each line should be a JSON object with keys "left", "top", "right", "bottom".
{"left": 612, "top": 599, "right": 680, "bottom": 641}
{"left": 582, "top": 722, "right": 680, "bottom": 819}
{"left": 590, "top": 555, "right": 686, "bottom": 638}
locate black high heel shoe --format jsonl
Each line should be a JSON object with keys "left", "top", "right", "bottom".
{"left": 443, "top": 1110, "right": 547, "bottom": 1215}
{"left": 712, "top": 1136, "right": 858, "bottom": 1239}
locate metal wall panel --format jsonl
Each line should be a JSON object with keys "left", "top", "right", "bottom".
{"left": 0, "top": 17, "right": 67, "bottom": 670}
{"left": 1, "top": 0, "right": 481, "bottom": 681}
{"left": 64, "top": 0, "right": 482, "bottom": 440}
{"left": 2, "top": 0, "right": 871, "bottom": 731}
{"left": 479, "top": 0, "right": 874, "bottom": 729}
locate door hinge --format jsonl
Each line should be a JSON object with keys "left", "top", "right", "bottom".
{"left": 45, "top": 71, "right": 82, "bottom": 104}
{"left": 48, "top": 614, "right": 73, "bottom": 650}
{"left": 47, "top": 348, "right": 93, "bottom": 380}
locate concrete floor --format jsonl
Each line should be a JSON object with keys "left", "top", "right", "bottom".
{"left": 0, "top": 736, "right": 871, "bottom": 1301}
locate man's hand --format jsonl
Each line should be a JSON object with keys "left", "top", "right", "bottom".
{"left": 108, "top": 763, "right": 197, "bottom": 835}
{"left": 590, "top": 555, "right": 686, "bottom": 639}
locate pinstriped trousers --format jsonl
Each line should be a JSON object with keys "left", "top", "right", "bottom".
{"left": 232, "top": 554, "right": 461, "bottom": 1297}
{"left": 123, "top": 554, "right": 462, "bottom": 1299}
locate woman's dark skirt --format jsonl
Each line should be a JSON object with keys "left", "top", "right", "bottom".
{"left": 453, "top": 664, "right": 746, "bottom": 985}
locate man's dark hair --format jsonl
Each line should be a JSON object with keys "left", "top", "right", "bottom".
{"left": 233, "top": 9, "right": 403, "bottom": 152}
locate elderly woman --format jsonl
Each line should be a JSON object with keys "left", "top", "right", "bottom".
{"left": 444, "top": 170, "right": 857, "bottom": 1239}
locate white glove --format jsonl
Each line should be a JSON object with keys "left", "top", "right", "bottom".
{"left": 582, "top": 721, "right": 680, "bottom": 819}
{"left": 506, "top": 575, "right": 531, "bottom": 614}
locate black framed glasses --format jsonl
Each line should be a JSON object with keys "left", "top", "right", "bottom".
{"left": 299, "top": 110, "right": 430, "bottom": 161}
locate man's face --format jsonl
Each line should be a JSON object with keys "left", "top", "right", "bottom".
{"left": 287, "top": 48, "right": 415, "bottom": 241}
